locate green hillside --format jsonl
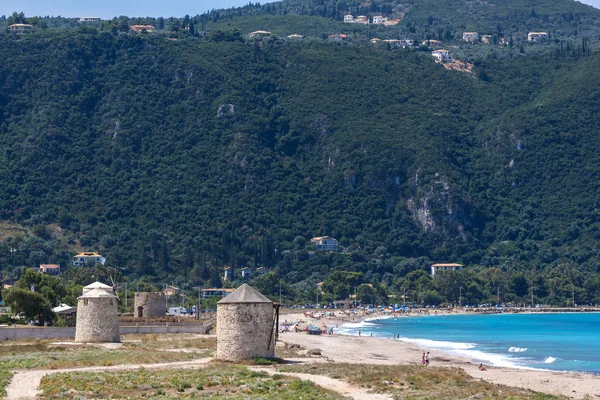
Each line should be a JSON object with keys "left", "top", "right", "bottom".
{"left": 0, "top": 0, "right": 599, "bottom": 307}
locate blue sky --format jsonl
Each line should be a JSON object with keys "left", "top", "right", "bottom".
{"left": 1, "top": 0, "right": 598, "bottom": 19}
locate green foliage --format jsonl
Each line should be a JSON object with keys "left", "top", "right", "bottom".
{"left": 0, "top": 2, "right": 598, "bottom": 308}
{"left": 3, "top": 287, "right": 53, "bottom": 324}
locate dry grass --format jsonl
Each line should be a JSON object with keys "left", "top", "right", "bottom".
{"left": 275, "top": 341, "right": 310, "bottom": 359}
{"left": 277, "top": 363, "right": 564, "bottom": 400}
{"left": 0, "top": 336, "right": 210, "bottom": 371}
{"left": 121, "top": 333, "right": 216, "bottom": 353}
{"left": 39, "top": 364, "right": 349, "bottom": 399}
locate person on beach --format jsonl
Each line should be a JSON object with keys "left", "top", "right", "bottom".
{"left": 421, "top": 352, "right": 426, "bottom": 365}
{"left": 425, "top": 352, "right": 430, "bottom": 366}
{"left": 479, "top": 364, "right": 487, "bottom": 371}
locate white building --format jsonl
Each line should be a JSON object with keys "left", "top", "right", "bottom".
{"left": 431, "top": 263, "right": 463, "bottom": 276}
{"left": 9, "top": 24, "right": 34, "bottom": 33}
{"left": 79, "top": 17, "right": 101, "bottom": 22}
{"left": 432, "top": 49, "right": 452, "bottom": 63}
{"left": 355, "top": 16, "right": 368, "bottom": 24}
{"left": 344, "top": 15, "right": 354, "bottom": 23}
{"left": 130, "top": 25, "right": 155, "bottom": 33}
{"left": 462, "top": 32, "right": 479, "bottom": 42}
{"left": 249, "top": 30, "right": 271, "bottom": 38}
{"left": 311, "top": 236, "right": 339, "bottom": 251}
{"left": 528, "top": 32, "right": 548, "bottom": 42}
{"left": 73, "top": 252, "right": 106, "bottom": 267}
{"left": 372, "top": 16, "right": 387, "bottom": 24}
{"left": 223, "top": 267, "right": 232, "bottom": 281}
{"left": 241, "top": 267, "right": 253, "bottom": 279}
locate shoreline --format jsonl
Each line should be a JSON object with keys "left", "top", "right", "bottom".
{"left": 279, "top": 310, "right": 600, "bottom": 399}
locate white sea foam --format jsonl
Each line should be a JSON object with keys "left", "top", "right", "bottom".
{"left": 398, "top": 337, "right": 476, "bottom": 350}
{"left": 397, "top": 337, "right": 530, "bottom": 369}
{"left": 340, "top": 321, "right": 377, "bottom": 329}
{"left": 508, "top": 347, "right": 528, "bottom": 353}
{"left": 544, "top": 357, "right": 558, "bottom": 364}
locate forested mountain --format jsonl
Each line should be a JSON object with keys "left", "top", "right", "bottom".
{"left": 0, "top": 0, "right": 599, "bottom": 307}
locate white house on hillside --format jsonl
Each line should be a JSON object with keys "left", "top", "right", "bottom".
{"left": 462, "top": 32, "right": 479, "bottom": 42}
{"left": 311, "top": 236, "right": 339, "bottom": 251}
{"left": 344, "top": 15, "right": 354, "bottom": 23}
{"left": 73, "top": 252, "right": 105, "bottom": 267}
{"left": 9, "top": 24, "right": 34, "bottom": 33}
{"left": 241, "top": 267, "right": 253, "bottom": 279}
{"left": 432, "top": 49, "right": 452, "bottom": 63}
{"left": 431, "top": 263, "right": 463, "bottom": 276}
{"left": 528, "top": 32, "right": 548, "bottom": 41}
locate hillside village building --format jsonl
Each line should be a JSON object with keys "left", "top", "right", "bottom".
{"left": 241, "top": 267, "right": 253, "bottom": 279}
{"left": 73, "top": 252, "right": 106, "bottom": 267}
{"left": 431, "top": 263, "right": 464, "bottom": 276}
{"left": 328, "top": 34, "right": 347, "bottom": 41}
{"left": 287, "top": 34, "right": 303, "bottom": 39}
{"left": 462, "top": 32, "right": 479, "bottom": 42}
{"left": 481, "top": 35, "right": 492, "bottom": 44}
{"left": 354, "top": 16, "right": 368, "bottom": 24}
{"left": 311, "top": 236, "right": 339, "bottom": 251}
{"left": 372, "top": 15, "right": 388, "bottom": 24}
{"left": 528, "top": 32, "right": 548, "bottom": 41}
{"left": 249, "top": 30, "right": 271, "bottom": 38}
{"left": 130, "top": 25, "right": 154, "bottom": 33}
{"left": 79, "top": 17, "right": 100, "bottom": 22}
{"left": 9, "top": 24, "right": 34, "bottom": 33}
{"left": 38, "top": 264, "right": 60, "bottom": 275}
{"left": 422, "top": 39, "right": 442, "bottom": 47}
{"left": 432, "top": 49, "right": 452, "bottom": 63}
{"left": 224, "top": 267, "right": 232, "bottom": 281}
{"left": 344, "top": 14, "right": 354, "bottom": 23}
{"left": 39, "top": 264, "right": 61, "bottom": 275}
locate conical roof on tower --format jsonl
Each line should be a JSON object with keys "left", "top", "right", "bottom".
{"left": 83, "top": 281, "right": 113, "bottom": 293}
{"left": 217, "top": 283, "right": 272, "bottom": 304}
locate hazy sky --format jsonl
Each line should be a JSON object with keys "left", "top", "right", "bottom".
{"left": 1, "top": 0, "right": 598, "bottom": 19}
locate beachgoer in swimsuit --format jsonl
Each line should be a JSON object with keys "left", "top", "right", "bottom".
{"left": 479, "top": 364, "right": 487, "bottom": 371}
{"left": 425, "top": 352, "right": 430, "bottom": 366}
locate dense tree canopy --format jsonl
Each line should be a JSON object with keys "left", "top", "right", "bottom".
{"left": 0, "top": 0, "right": 599, "bottom": 309}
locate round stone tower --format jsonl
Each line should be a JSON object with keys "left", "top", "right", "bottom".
{"left": 216, "top": 284, "right": 275, "bottom": 361}
{"left": 75, "top": 287, "right": 120, "bottom": 343}
{"left": 134, "top": 292, "right": 166, "bottom": 318}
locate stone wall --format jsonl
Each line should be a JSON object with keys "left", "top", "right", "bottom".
{"left": 0, "top": 323, "right": 212, "bottom": 340}
{"left": 134, "top": 292, "right": 165, "bottom": 318}
{"left": 75, "top": 297, "right": 120, "bottom": 343}
{"left": 216, "top": 303, "right": 274, "bottom": 361}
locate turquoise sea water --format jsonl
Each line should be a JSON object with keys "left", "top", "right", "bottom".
{"left": 337, "top": 313, "right": 600, "bottom": 373}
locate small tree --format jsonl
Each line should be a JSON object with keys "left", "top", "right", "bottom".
{"left": 4, "top": 287, "right": 53, "bottom": 325}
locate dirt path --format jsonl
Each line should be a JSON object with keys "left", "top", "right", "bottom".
{"left": 5, "top": 358, "right": 212, "bottom": 400}
{"left": 249, "top": 366, "right": 392, "bottom": 400}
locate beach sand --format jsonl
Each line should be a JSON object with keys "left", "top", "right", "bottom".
{"left": 279, "top": 311, "right": 600, "bottom": 400}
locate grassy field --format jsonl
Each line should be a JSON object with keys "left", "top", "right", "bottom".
{"left": 0, "top": 335, "right": 568, "bottom": 399}
{"left": 0, "top": 335, "right": 215, "bottom": 396}
{"left": 39, "top": 365, "right": 348, "bottom": 399}
{"left": 277, "top": 363, "right": 564, "bottom": 400}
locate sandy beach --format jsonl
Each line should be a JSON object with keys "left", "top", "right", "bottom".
{"left": 279, "top": 311, "right": 600, "bottom": 400}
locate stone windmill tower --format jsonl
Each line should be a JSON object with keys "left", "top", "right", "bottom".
{"left": 75, "top": 284, "right": 120, "bottom": 343}
{"left": 216, "top": 284, "right": 275, "bottom": 361}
